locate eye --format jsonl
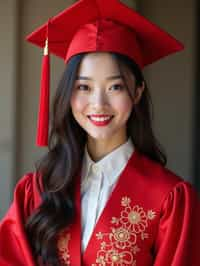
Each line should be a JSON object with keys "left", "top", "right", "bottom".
{"left": 77, "top": 84, "right": 89, "bottom": 91}
{"left": 110, "top": 84, "right": 124, "bottom": 91}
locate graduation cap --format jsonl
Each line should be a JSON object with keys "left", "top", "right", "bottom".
{"left": 26, "top": 0, "right": 184, "bottom": 147}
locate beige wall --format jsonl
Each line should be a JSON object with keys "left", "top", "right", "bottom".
{"left": 0, "top": 0, "right": 18, "bottom": 217}
{"left": 139, "top": 0, "right": 196, "bottom": 181}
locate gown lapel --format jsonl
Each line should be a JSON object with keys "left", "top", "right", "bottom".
{"left": 82, "top": 150, "right": 137, "bottom": 265}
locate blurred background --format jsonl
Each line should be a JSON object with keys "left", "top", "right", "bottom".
{"left": 0, "top": 0, "right": 199, "bottom": 219}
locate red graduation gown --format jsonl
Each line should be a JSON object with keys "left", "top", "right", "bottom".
{"left": 0, "top": 150, "right": 200, "bottom": 266}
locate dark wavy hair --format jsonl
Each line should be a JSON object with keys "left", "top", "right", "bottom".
{"left": 25, "top": 52, "right": 167, "bottom": 265}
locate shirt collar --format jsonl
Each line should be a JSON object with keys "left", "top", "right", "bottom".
{"left": 81, "top": 137, "right": 134, "bottom": 187}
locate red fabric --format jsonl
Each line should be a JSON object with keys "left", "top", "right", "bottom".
{"left": 26, "top": 0, "right": 184, "bottom": 68}
{"left": 36, "top": 54, "right": 50, "bottom": 147}
{"left": 0, "top": 151, "right": 200, "bottom": 265}
{"left": 0, "top": 173, "right": 41, "bottom": 266}
{"left": 65, "top": 19, "right": 144, "bottom": 67}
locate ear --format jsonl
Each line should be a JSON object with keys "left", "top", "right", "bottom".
{"left": 133, "top": 81, "right": 145, "bottom": 105}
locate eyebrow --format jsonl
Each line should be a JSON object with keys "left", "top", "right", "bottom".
{"left": 76, "top": 75, "right": 124, "bottom": 81}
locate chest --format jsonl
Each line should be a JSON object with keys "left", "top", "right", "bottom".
{"left": 57, "top": 171, "right": 160, "bottom": 265}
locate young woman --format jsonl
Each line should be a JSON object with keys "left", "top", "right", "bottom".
{"left": 0, "top": 0, "right": 199, "bottom": 266}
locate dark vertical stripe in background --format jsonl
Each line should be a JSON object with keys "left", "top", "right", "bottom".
{"left": 193, "top": 0, "right": 200, "bottom": 194}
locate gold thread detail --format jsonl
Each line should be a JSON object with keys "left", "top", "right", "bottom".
{"left": 56, "top": 197, "right": 156, "bottom": 266}
{"left": 57, "top": 229, "right": 71, "bottom": 265}
{"left": 44, "top": 38, "right": 48, "bottom": 56}
{"left": 93, "top": 196, "right": 156, "bottom": 265}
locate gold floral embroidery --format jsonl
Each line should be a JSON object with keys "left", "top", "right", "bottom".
{"left": 147, "top": 210, "right": 156, "bottom": 220}
{"left": 95, "top": 249, "right": 136, "bottom": 265}
{"left": 57, "top": 229, "right": 71, "bottom": 265}
{"left": 120, "top": 205, "right": 148, "bottom": 233}
{"left": 56, "top": 197, "right": 156, "bottom": 266}
{"left": 93, "top": 196, "right": 156, "bottom": 266}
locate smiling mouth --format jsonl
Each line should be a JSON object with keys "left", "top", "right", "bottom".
{"left": 87, "top": 115, "right": 114, "bottom": 122}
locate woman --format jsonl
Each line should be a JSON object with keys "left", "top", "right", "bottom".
{"left": 0, "top": 0, "right": 199, "bottom": 265}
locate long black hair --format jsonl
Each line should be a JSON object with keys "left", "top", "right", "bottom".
{"left": 25, "top": 52, "right": 166, "bottom": 265}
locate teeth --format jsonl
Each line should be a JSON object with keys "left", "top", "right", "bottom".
{"left": 89, "top": 116, "right": 112, "bottom": 122}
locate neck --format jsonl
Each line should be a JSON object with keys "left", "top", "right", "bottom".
{"left": 86, "top": 134, "right": 128, "bottom": 162}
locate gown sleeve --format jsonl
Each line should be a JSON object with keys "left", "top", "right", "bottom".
{"left": 0, "top": 174, "right": 37, "bottom": 266}
{"left": 153, "top": 181, "right": 200, "bottom": 266}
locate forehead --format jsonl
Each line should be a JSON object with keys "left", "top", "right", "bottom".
{"left": 77, "top": 52, "right": 120, "bottom": 76}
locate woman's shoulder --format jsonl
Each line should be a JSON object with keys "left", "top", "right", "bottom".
{"left": 15, "top": 171, "right": 35, "bottom": 188}
{"left": 15, "top": 172, "right": 40, "bottom": 195}
{"left": 133, "top": 151, "right": 198, "bottom": 204}
{"left": 13, "top": 172, "right": 42, "bottom": 218}
{"left": 0, "top": 172, "right": 42, "bottom": 226}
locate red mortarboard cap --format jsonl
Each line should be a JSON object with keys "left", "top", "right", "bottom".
{"left": 26, "top": 0, "right": 184, "bottom": 147}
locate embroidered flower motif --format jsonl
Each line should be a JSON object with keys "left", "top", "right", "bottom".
{"left": 111, "top": 217, "right": 120, "bottom": 225}
{"left": 57, "top": 229, "right": 71, "bottom": 265}
{"left": 131, "top": 245, "right": 140, "bottom": 255}
{"left": 111, "top": 227, "right": 136, "bottom": 249}
{"left": 120, "top": 205, "right": 148, "bottom": 233}
{"left": 94, "top": 196, "right": 156, "bottom": 266}
{"left": 96, "top": 249, "right": 135, "bottom": 265}
{"left": 147, "top": 210, "right": 156, "bottom": 220}
{"left": 121, "top": 197, "right": 131, "bottom": 207}
{"left": 96, "top": 232, "right": 104, "bottom": 240}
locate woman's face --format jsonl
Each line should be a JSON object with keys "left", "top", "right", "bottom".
{"left": 70, "top": 52, "right": 139, "bottom": 143}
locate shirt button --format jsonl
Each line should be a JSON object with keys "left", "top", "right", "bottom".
{"left": 92, "top": 164, "right": 99, "bottom": 172}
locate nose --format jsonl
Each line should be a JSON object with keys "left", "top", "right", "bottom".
{"left": 89, "top": 89, "right": 108, "bottom": 107}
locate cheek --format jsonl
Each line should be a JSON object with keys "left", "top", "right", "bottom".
{"left": 70, "top": 94, "right": 88, "bottom": 113}
{"left": 113, "top": 95, "right": 133, "bottom": 115}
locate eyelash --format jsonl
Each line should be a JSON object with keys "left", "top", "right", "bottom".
{"left": 76, "top": 84, "right": 124, "bottom": 91}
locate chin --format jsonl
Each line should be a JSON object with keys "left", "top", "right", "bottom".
{"left": 87, "top": 130, "right": 122, "bottom": 141}
{"left": 86, "top": 131, "right": 112, "bottom": 140}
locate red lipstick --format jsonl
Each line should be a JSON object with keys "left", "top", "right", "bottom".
{"left": 88, "top": 115, "right": 114, "bottom": 127}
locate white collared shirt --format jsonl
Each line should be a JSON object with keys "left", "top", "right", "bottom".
{"left": 81, "top": 137, "right": 134, "bottom": 251}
